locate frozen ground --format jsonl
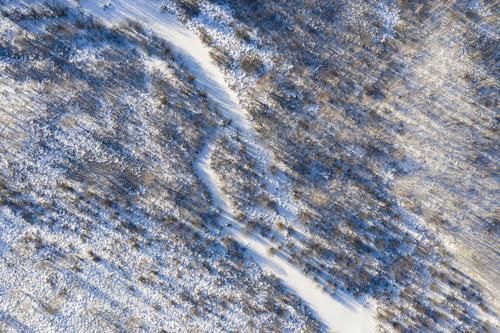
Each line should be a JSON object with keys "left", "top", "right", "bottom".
{"left": 77, "top": 0, "right": 376, "bottom": 331}
{"left": 0, "top": 1, "right": 323, "bottom": 331}
{"left": 167, "top": 0, "right": 499, "bottom": 331}
{"left": 2, "top": 0, "right": 496, "bottom": 332}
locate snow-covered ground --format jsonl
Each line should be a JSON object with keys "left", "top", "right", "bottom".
{"left": 76, "top": 1, "right": 377, "bottom": 331}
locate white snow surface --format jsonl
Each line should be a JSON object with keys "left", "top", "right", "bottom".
{"left": 63, "top": 1, "right": 375, "bottom": 331}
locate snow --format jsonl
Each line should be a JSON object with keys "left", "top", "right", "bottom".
{"left": 9, "top": 0, "right": 377, "bottom": 331}
{"left": 77, "top": 1, "right": 377, "bottom": 331}
{"left": 195, "top": 131, "right": 376, "bottom": 333}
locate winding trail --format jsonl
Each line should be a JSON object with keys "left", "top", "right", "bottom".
{"left": 79, "top": 1, "right": 377, "bottom": 331}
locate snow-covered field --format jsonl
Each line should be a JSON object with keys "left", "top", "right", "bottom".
{"left": 0, "top": 1, "right": 320, "bottom": 331}
{"left": 1, "top": 0, "right": 497, "bottom": 332}
{"left": 75, "top": 0, "right": 376, "bottom": 331}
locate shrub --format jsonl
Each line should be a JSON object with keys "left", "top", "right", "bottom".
{"left": 235, "top": 27, "right": 252, "bottom": 43}
{"left": 198, "top": 28, "right": 212, "bottom": 45}
{"left": 240, "top": 54, "right": 264, "bottom": 74}
{"left": 41, "top": 301, "right": 59, "bottom": 315}
{"left": 209, "top": 47, "right": 233, "bottom": 68}
{"left": 179, "top": 0, "right": 200, "bottom": 18}
{"left": 88, "top": 250, "right": 102, "bottom": 262}
{"left": 159, "top": 95, "right": 168, "bottom": 106}
{"left": 46, "top": 3, "right": 69, "bottom": 18}
{"left": 125, "top": 18, "right": 145, "bottom": 34}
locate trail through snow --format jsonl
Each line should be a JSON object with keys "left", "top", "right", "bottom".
{"left": 77, "top": 1, "right": 376, "bottom": 331}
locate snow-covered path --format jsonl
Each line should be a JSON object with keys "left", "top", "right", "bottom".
{"left": 78, "top": 1, "right": 376, "bottom": 331}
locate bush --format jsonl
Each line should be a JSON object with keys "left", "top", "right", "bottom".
{"left": 209, "top": 47, "right": 233, "bottom": 68}
{"left": 179, "top": 0, "right": 200, "bottom": 18}
{"left": 159, "top": 95, "right": 168, "bottom": 106}
{"left": 198, "top": 28, "right": 212, "bottom": 45}
{"left": 125, "top": 18, "right": 145, "bottom": 34}
{"left": 240, "top": 54, "right": 264, "bottom": 74}
{"left": 235, "top": 27, "right": 252, "bottom": 43}
{"left": 88, "top": 250, "right": 102, "bottom": 262}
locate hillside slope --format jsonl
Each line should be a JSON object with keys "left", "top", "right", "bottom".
{"left": 0, "top": 0, "right": 498, "bottom": 332}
